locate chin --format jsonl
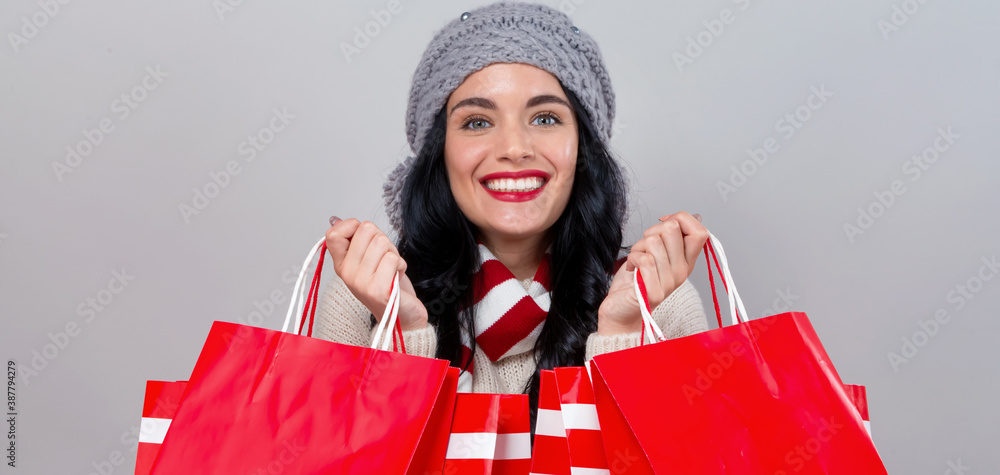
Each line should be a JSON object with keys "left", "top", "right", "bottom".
{"left": 483, "top": 217, "right": 553, "bottom": 239}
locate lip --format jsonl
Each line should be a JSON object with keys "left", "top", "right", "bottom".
{"left": 479, "top": 169, "right": 551, "bottom": 181}
{"left": 479, "top": 169, "right": 550, "bottom": 203}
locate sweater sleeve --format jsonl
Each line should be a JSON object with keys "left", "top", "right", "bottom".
{"left": 311, "top": 275, "right": 373, "bottom": 348}
{"left": 312, "top": 274, "right": 439, "bottom": 358}
{"left": 585, "top": 279, "right": 709, "bottom": 361}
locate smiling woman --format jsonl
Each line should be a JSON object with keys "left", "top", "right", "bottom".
{"left": 313, "top": 1, "right": 711, "bottom": 426}
{"left": 444, "top": 64, "right": 579, "bottom": 270}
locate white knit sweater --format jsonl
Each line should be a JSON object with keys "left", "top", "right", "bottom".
{"left": 312, "top": 275, "right": 709, "bottom": 394}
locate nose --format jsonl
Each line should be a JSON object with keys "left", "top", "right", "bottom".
{"left": 495, "top": 122, "right": 533, "bottom": 163}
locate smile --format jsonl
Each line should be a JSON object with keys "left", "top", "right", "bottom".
{"left": 479, "top": 170, "right": 550, "bottom": 202}
{"left": 483, "top": 176, "right": 545, "bottom": 192}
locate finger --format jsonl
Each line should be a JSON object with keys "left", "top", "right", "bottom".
{"left": 326, "top": 218, "right": 361, "bottom": 272}
{"left": 342, "top": 221, "right": 381, "bottom": 277}
{"left": 655, "top": 218, "right": 687, "bottom": 285}
{"left": 671, "top": 212, "right": 710, "bottom": 268}
{"left": 627, "top": 251, "right": 662, "bottom": 305}
{"left": 359, "top": 233, "right": 396, "bottom": 279}
{"left": 371, "top": 253, "right": 403, "bottom": 314}
{"left": 329, "top": 215, "right": 341, "bottom": 227}
{"left": 640, "top": 234, "right": 674, "bottom": 295}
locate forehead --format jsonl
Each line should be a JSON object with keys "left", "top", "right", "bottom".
{"left": 447, "top": 63, "right": 566, "bottom": 104}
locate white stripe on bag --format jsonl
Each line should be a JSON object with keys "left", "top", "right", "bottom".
{"left": 445, "top": 432, "right": 498, "bottom": 460}
{"left": 561, "top": 403, "right": 601, "bottom": 431}
{"left": 570, "top": 468, "right": 611, "bottom": 475}
{"left": 494, "top": 432, "right": 532, "bottom": 460}
{"left": 138, "top": 417, "right": 171, "bottom": 444}
{"left": 535, "top": 408, "right": 565, "bottom": 437}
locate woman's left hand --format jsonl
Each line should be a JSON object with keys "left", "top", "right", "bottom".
{"left": 597, "top": 212, "right": 709, "bottom": 335}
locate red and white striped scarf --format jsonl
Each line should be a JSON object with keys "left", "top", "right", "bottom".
{"left": 458, "top": 243, "right": 552, "bottom": 392}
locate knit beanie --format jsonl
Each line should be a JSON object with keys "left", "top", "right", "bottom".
{"left": 382, "top": 1, "right": 617, "bottom": 233}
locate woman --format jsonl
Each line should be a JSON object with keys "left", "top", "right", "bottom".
{"left": 315, "top": 2, "right": 710, "bottom": 415}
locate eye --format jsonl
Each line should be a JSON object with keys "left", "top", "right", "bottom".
{"left": 532, "top": 113, "right": 561, "bottom": 127}
{"left": 461, "top": 116, "right": 492, "bottom": 130}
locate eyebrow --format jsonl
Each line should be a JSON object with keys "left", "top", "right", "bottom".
{"left": 449, "top": 94, "right": 572, "bottom": 117}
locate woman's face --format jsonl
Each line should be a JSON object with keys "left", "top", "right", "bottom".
{"left": 444, "top": 63, "right": 579, "bottom": 245}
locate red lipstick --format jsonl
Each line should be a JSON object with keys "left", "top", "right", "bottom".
{"left": 479, "top": 170, "right": 550, "bottom": 202}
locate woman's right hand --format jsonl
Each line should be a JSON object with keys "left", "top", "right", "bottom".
{"left": 325, "top": 217, "right": 428, "bottom": 331}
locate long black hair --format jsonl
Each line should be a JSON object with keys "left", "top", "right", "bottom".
{"left": 396, "top": 85, "right": 628, "bottom": 430}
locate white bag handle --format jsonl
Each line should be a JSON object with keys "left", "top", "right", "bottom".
{"left": 281, "top": 237, "right": 404, "bottom": 351}
{"left": 634, "top": 231, "right": 749, "bottom": 344}
{"left": 706, "top": 232, "right": 748, "bottom": 327}
{"left": 281, "top": 237, "right": 326, "bottom": 334}
{"left": 370, "top": 273, "right": 401, "bottom": 351}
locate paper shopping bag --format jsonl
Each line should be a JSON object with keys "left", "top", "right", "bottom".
{"left": 589, "top": 234, "right": 888, "bottom": 474}
{"left": 529, "top": 370, "right": 571, "bottom": 475}
{"left": 529, "top": 368, "right": 610, "bottom": 475}
{"left": 408, "top": 367, "right": 461, "bottom": 475}
{"left": 134, "top": 381, "right": 186, "bottom": 475}
{"left": 494, "top": 394, "right": 532, "bottom": 475}
{"left": 444, "top": 393, "right": 531, "bottom": 475}
{"left": 150, "top": 238, "right": 457, "bottom": 474}
{"left": 149, "top": 322, "right": 453, "bottom": 474}
{"left": 554, "top": 367, "right": 610, "bottom": 473}
{"left": 844, "top": 384, "right": 872, "bottom": 437}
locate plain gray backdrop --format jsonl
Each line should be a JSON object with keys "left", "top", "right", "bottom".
{"left": 2, "top": 0, "right": 998, "bottom": 473}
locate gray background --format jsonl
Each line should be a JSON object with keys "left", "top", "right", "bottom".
{"left": 1, "top": 0, "right": 997, "bottom": 473}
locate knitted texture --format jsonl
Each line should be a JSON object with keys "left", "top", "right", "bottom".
{"left": 313, "top": 275, "right": 709, "bottom": 395}
{"left": 383, "top": 1, "right": 616, "bottom": 232}
{"left": 465, "top": 243, "right": 551, "bottom": 363}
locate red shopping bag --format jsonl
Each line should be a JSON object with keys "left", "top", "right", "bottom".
{"left": 495, "top": 394, "right": 532, "bottom": 475}
{"left": 134, "top": 381, "right": 186, "bottom": 475}
{"left": 529, "top": 371, "right": 571, "bottom": 475}
{"left": 589, "top": 234, "right": 888, "bottom": 474}
{"left": 150, "top": 239, "right": 457, "bottom": 474}
{"left": 554, "top": 367, "right": 609, "bottom": 473}
{"left": 844, "top": 384, "right": 872, "bottom": 437}
{"left": 444, "top": 393, "right": 531, "bottom": 475}
{"left": 409, "top": 366, "right": 461, "bottom": 475}
{"left": 528, "top": 368, "right": 609, "bottom": 474}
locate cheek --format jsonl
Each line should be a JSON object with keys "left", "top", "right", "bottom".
{"left": 550, "top": 141, "right": 578, "bottom": 190}
{"left": 444, "top": 141, "right": 481, "bottom": 202}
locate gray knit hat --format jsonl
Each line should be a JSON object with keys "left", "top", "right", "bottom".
{"left": 383, "top": 1, "right": 617, "bottom": 233}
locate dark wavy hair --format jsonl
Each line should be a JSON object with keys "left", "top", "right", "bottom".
{"left": 396, "top": 85, "right": 627, "bottom": 431}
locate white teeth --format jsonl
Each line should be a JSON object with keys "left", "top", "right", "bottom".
{"left": 484, "top": 176, "right": 545, "bottom": 192}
